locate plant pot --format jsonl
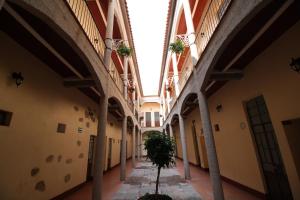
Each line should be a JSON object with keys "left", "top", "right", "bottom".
{"left": 138, "top": 194, "right": 172, "bottom": 200}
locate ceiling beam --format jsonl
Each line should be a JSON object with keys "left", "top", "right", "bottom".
{"left": 63, "top": 78, "right": 95, "bottom": 88}
{"left": 210, "top": 70, "right": 244, "bottom": 81}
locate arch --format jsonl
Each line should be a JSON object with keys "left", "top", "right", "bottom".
{"left": 127, "top": 115, "right": 134, "bottom": 132}
{"left": 170, "top": 113, "right": 179, "bottom": 126}
{"left": 165, "top": 123, "right": 171, "bottom": 137}
{"left": 108, "top": 96, "right": 125, "bottom": 120}
{"left": 6, "top": 0, "right": 106, "bottom": 94}
{"left": 180, "top": 93, "right": 198, "bottom": 117}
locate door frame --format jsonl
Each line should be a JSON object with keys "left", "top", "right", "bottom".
{"left": 243, "top": 95, "right": 293, "bottom": 199}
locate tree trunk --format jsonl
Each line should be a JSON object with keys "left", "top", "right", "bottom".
{"left": 155, "top": 167, "right": 161, "bottom": 194}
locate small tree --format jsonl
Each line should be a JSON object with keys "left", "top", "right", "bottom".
{"left": 144, "top": 131, "right": 175, "bottom": 195}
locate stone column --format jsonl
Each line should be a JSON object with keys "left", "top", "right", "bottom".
{"left": 92, "top": 0, "right": 114, "bottom": 199}
{"left": 132, "top": 127, "right": 136, "bottom": 167}
{"left": 140, "top": 130, "right": 143, "bottom": 158}
{"left": 93, "top": 97, "right": 108, "bottom": 200}
{"left": 197, "top": 91, "right": 224, "bottom": 200}
{"left": 103, "top": 0, "right": 115, "bottom": 68}
{"left": 132, "top": 82, "right": 136, "bottom": 114}
{"left": 169, "top": 124, "right": 174, "bottom": 138}
{"left": 182, "top": 0, "right": 199, "bottom": 65}
{"left": 162, "top": 95, "right": 166, "bottom": 120}
{"left": 172, "top": 53, "right": 180, "bottom": 96}
{"left": 166, "top": 82, "right": 171, "bottom": 112}
{"left": 123, "top": 56, "right": 128, "bottom": 100}
{"left": 178, "top": 114, "right": 191, "bottom": 179}
{"left": 120, "top": 116, "right": 127, "bottom": 181}
{"left": 137, "top": 129, "right": 141, "bottom": 160}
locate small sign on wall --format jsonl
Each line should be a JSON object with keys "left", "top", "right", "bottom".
{"left": 78, "top": 127, "right": 83, "bottom": 133}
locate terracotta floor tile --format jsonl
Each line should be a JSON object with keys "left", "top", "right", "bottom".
{"left": 175, "top": 159, "right": 263, "bottom": 200}
{"left": 65, "top": 160, "right": 133, "bottom": 200}
{"left": 65, "top": 159, "right": 263, "bottom": 200}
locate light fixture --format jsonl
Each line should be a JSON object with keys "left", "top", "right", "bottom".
{"left": 290, "top": 57, "right": 300, "bottom": 73}
{"left": 12, "top": 72, "right": 24, "bottom": 87}
{"left": 216, "top": 104, "right": 222, "bottom": 112}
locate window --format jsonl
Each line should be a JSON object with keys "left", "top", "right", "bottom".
{"left": 0, "top": 109, "right": 13, "bottom": 126}
{"left": 145, "top": 112, "right": 151, "bottom": 127}
{"left": 154, "top": 112, "right": 160, "bottom": 127}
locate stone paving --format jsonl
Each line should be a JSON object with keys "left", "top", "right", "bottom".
{"left": 113, "top": 161, "right": 202, "bottom": 200}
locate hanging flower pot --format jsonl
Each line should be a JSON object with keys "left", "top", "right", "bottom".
{"left": 129, "top": 86, "right": 135, "bottom": 93}
{"left": 117, "top": 43, "right": 132, "bottom": 57}
{"left": 166, "top": 86, "right": 172, "bottom": 92}
{"left": 169, "top": 39, "right": 185, "bottom": 54}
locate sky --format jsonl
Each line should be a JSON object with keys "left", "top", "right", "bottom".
{"left": 127, "top": 0, "right": 169, "bottom": 96}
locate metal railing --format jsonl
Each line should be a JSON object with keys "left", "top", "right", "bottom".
{"left": 109, "top": 60, "right": 124, "bottom": 93}
{"left": 127, "top": 98, "right": 134, "bottom": 113}
{"left": 178, "top": 53, "right": 193, "bottom": 92}
{"left": 172, "top": 0, "right": 231, "bottom": 97}
{"left": 195, "top": 0, "right": 231, "bottom": 59}
{"left": 164, "top": 0, "right": 231, "bottom": 119}
{"left": 66, "top": 0, "right": 127, "bottom": 97}
{"left": 66, "top": 0, "right": 105, "bottom": 57}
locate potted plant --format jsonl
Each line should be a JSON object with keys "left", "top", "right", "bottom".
{"left": 169, "top": 39, "right": 185, "bottom": 54}
{"left": 166, "top": 86, "right": 172, "bottom": 92}
{"left": 117, "top": 43, "right": 132, "bottom": 57}
{"left": 128, "top": 86, "right": 135, "bottom": 93}
{"left": 138, "top": 131, "right": 175, "bottom": 200}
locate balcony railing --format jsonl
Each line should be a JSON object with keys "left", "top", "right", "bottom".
{"left": 109, "top": 60, "right": 124, "bottom": 94}
{"left": 66, "top": 0, "right": 128, "bottom": 101}
{"left": 127, "top": 98, "right": 134, "bottom": 113}
{"left": 66, "top": 0, "right": 105, "bottom": 57}
{"left": 171, "top": 0, "right": 231, "bottom": 99}
{"left": 195, "top": 0, "right": 231, "bottom": 59}
{"left": 178, "top": 53, "right": 193, "bottom": 92}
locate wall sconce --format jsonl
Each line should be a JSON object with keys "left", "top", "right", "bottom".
{"left": 290, "top": 57, "right": 300, "bottom": 73}
{"left": 12, "top": 72, "right": 24, "bottom": 87}
{"left": 216, "top": 104, "right": 223, "bottom": 112}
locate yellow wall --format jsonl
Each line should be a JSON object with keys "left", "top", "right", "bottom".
{"left": 173, "top": 108, "right": 209, "bottom": 168}
{"left": 140, "top": 102, "right": 160, "bottom": 127}
{"left": 173, "top": 124, "right": 183, "bottom": 159}
{"left": 207, "top": 21, "right": 300, "bottom": 197}
{"left": 0, "top": 32, "right": 98, "bottom": 199}
{"left": 0, "top": 31, "right": 130, "bottom": 199}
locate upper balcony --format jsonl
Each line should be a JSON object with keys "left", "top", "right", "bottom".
{"left": 66, "top": 0, "right": 139, "bottom": 113}
{"left": 163, "top": 0, "right": 231, "bottom": 113}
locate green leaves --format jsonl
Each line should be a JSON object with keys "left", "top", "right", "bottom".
{"left": 117, "top": 43, "right": 132, "bottom": 57}
{"left": 144, "top": 131, "right": 175, "bottom": 168}
{"left": 169, "top": 39, "right": 185, "bottom": 54}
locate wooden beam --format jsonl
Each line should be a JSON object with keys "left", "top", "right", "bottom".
{"left": 63, "top": 78, "right": 95, "bottom": 88}
{"left": 4, "top": 4, "right": 101, "bottom": 97}
{"left": 210, "top": 70, "right": 244, "bottom": 81}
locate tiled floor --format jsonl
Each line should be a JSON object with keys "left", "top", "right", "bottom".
{"left": 175, "top": 159, "right": 263, "bottom": 200}
{"left": 65, "top": 158, "right": 264, "bottom": 200}
{"left": 65, "top": 160, "right": 133, "bottom": 200}
{"left": 113, "top": 161, "right": 201, "bottom": 200}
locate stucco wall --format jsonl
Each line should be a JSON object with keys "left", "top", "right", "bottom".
{"left": 140, "top": 102, "right": 160, "bottom": 127}
{"left": 0, "top": 31, "right": 129, "bottom": 199}
{"left": 208, "top": 21, "right": 300, "bottom": 196}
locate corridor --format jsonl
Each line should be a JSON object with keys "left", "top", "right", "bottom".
{"left": 1, "top": 0, "right": 300, "bottom": 199}
{"left": 64, "top": 159, "right": 263, "bottom": 200}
